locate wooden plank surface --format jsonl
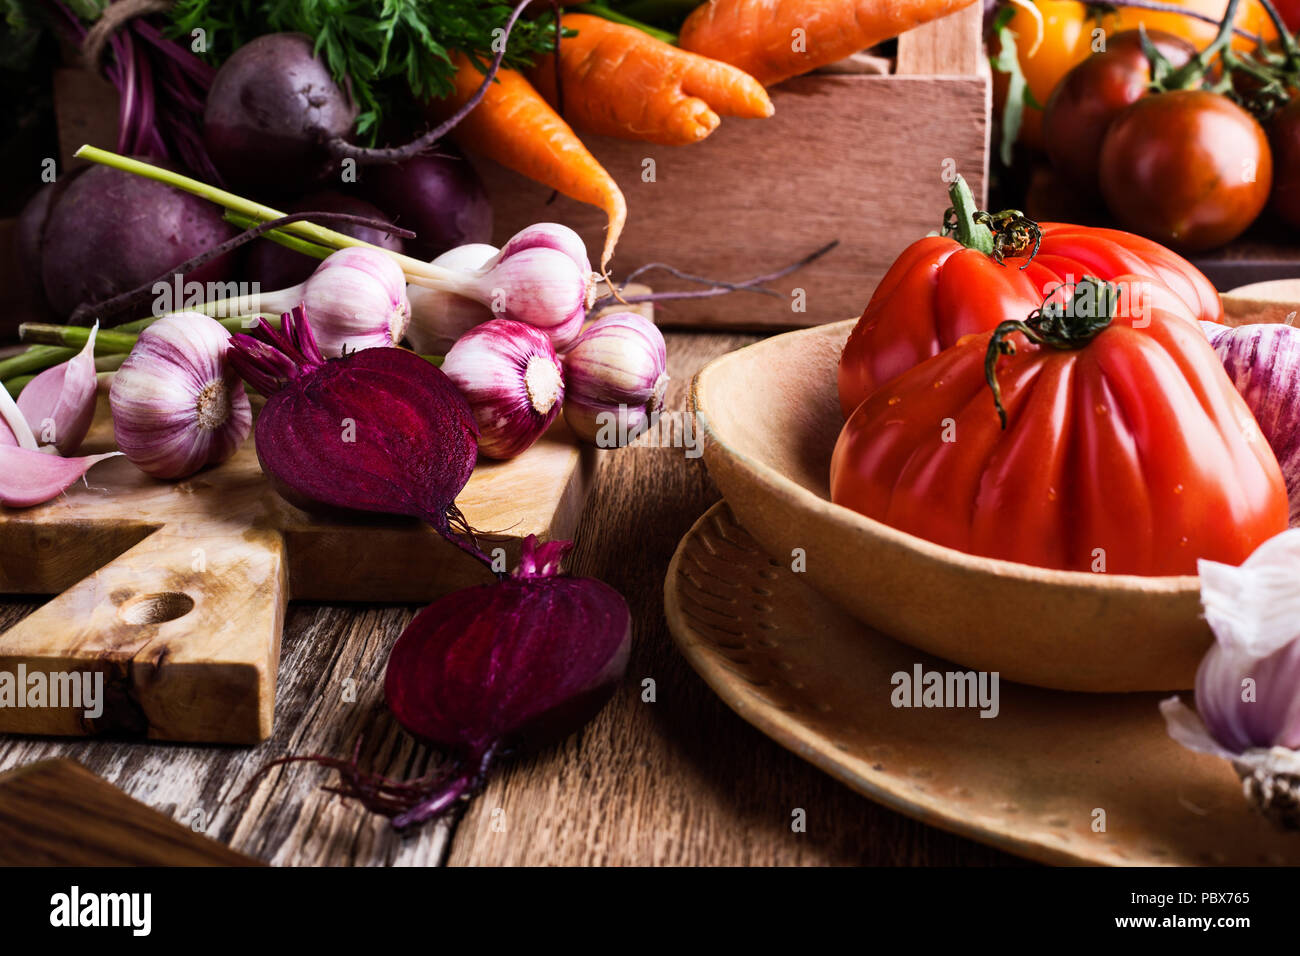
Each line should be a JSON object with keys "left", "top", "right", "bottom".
{"left": 0, "top": 332, "right": 1017, "bottom": 866}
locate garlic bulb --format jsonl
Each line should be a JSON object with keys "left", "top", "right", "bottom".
{"left": 110, "top": 312, "right": 253, "bottom": 479}
{"left": 299, "top": 247, "right": 410, "bottom": 355}
{"left": 406, "top": 243, "right": 497, "bottom": 354}
{"left": 1161, "top": 529, "right": 1300, "bottom": 829}
{"left": 441, "top": 319, "right": 565, "bottom": 460}
{"left": 199, "top": 246, "right": 410, "bottom": 357}
{"left": 562, "top": 312, "right": 668, "bottom": 447}
{"left": 1200, "top": 321, "right": 1300, "bottom": 526}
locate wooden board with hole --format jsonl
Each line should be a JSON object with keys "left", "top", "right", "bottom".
{"left": 0, "top": 389, "right": 599, "bottom": 745}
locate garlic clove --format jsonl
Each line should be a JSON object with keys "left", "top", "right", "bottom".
{"left": 0, "top": 445, "right": 121, "bottom": 508}
{"left": 16, "top": 323, "right": 100, "bottom": 455}
{"left": 0, "top": 379, "right": 37, "bottom": 449}
{"left": 407, "top": 244, "right": 498, "bottom": 354}
{"left": 1163, "top": 528, "right": 1300, "bottom": 829}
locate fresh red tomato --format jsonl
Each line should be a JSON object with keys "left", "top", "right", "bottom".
{"left": 1270, "top": 99, "right": 1300, "bottom": 228}
{"left": 837, "top": 185, "right": 1222, "bottom": 417}
{"left": 1043, "top": 30, "right": 1196, "bottom": 188}
{"left": 995, "top": 0, "right": 1276, "bottom": 151}
{"left": 1099, "top": 90, "right": 1273, "bottom": 252}
{"left": 830, "top": 278, "right": 1287, "bottom": 576}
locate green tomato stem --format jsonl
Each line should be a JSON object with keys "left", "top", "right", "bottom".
{"left": 944, "top": 176, "right": 997, "bottom": 256}
{"left": 1164, "top": 0, "right": 1246, "bottom": 89}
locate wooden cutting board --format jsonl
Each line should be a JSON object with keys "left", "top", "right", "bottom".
{"left": 0, "top": 388, "right": 599, "bottom": 745}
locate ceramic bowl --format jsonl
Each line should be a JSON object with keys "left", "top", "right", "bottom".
{"left": 691, "top": 320, "right": 1208, "bottom": 692}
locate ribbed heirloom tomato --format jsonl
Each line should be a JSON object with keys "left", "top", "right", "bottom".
{"left": 830, "top": 277, "right": 1288, "bottom": 576}
{"left": 837, "top": 177, "right": 1221, "bottom": 417}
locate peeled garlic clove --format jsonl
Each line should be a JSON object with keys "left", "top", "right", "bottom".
{"left": 0, "top": 379, "right": 35, "bottom": 449}
{"left": 562, "top": 312, "right": 668, "bottom": 446}
{"left": 407, "top": 243, "right": 498, "bottom": 354}
{"left": 110, "top": 312, "right": 252, "bottom": 480}
{"left": 16, "top": 323, "right": 100, "bottom": 455}
{"left": 0, "top": 445, "right": 121, "bottom": 508}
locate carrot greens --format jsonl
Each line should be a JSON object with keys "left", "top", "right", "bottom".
{"left": 166, "top": 0, "right": 567, "bottom": 142}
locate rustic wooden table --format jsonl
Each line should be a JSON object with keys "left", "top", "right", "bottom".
{"left": 0, "top": 332, "right": 1019, "bottom": 866}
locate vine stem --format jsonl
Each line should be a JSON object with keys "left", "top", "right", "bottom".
{"left": 1255, "top": 0, "right": 1300, "bottom": 65}
{"left": 1164, "top": 0, "right": 1247, "bottom": 88}
{"left": 1088, "top": 0, "right": 1262, "bottom": 44}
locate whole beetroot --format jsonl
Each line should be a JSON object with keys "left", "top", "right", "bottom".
{"left": 360, "top": 149, "right": 492, "bottom": 260}
{"left": 203, "top": 33, "right": 358, "bottom": 194}
{"left": 40, "top": 163, "right": 237, "bottom": 319}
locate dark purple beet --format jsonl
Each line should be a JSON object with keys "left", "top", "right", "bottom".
{"left": 379, "top": 536, "right": 631, "bottom": 827}
{"left": 234, "top": 533, "right": 630, "bottom": 830}
{"left": 246, "top": 191, "right": 404, "bottom": 289}
{"left": 360, "top": 149, "right": 492, "bottom": 260}
{"left": 203, "top": 33, "right": 357, "bottom": 195}
{"left": 226, "top": 307, "right": 479, "bottom": 545}
{"left": 39, "top": 162, "right": 238, "bottom": 319}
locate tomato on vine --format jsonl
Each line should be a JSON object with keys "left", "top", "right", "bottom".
{"left": 1043, "top": 29, "right": 1196, "bottom": 187}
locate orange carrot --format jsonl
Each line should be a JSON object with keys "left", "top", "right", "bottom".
{"left": 528, "top": 13, "right": 773, "bottom": 147}
{"left": 679, "top": 0, "right": 980, "bottom": 86}
{"left": 441, "top": 52, "right": 626, "bottom": 269}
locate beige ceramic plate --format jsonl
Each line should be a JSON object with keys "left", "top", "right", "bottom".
{"left": 1221, "top": 278, "right": 1300, "bottom": 326}
{"left": 691, "top": 319, "right": 1208, "bottom": 692}
{"left": 665, "top": 503, "right": 1300, "bottom": 866}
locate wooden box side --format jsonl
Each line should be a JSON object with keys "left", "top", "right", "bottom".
{"left": 477, "top": 71, "right": 990, "bottom": 331}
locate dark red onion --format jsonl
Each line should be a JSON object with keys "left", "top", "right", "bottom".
{"left": 225, "top": 307, "right": 480, "bottom": 555}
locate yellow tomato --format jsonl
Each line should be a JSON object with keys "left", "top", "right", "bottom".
{"left": 995, "top": 0, "right": 1278, "bottom": 151}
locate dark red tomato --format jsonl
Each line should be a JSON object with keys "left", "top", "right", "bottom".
{"left": 837, "top": 222, "right": 1222, "bottom": 417}
{"left": 1270, "top": 99, "right": 1300, "bottom": 228}
{"left": 831, "top": 279, "right": 1288, "bottom": 576}
{"left": 1099, "top": 90, "right": 1273, "bottom": 252}
{"left": 1044, "top": 30, "right": 1196, "bottom": 189}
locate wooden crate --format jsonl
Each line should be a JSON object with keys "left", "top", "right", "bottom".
{"left": 33, "top": 10, "right": 990, "bottom": 334}
{"left": 477, "top": 5, "right": 990, "bottom": 331}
